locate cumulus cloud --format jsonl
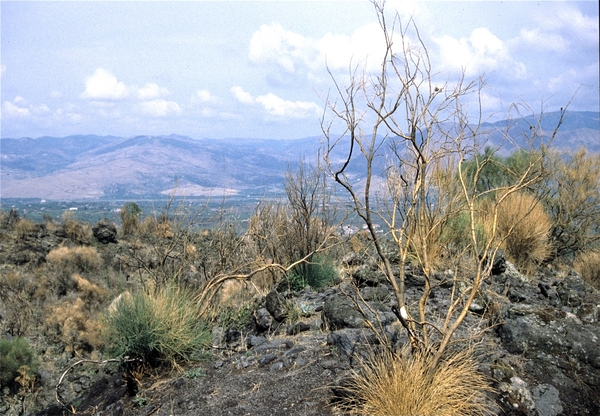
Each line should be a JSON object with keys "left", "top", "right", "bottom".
{"left": 80, "top": 68, "right": 174, "bottom": 104}
{"left": 140, "top": 99, "right": 182, "bottom": 117}
{"left": 248, "top": 22, "right": 385, "bottom": 80}
{"left": 249, "top": 23, "right": 318, "bottom": 74}
{"left": 192, "top": 89, "right": 220, "bottom": 104}
{"left": 2, "top": 96, "right": 50, "bottom": 118}
{"left": 137, "top": 83, "right": 169, "bottom": 100}
{"left": 433, "top": 28, "right": 525, "bottom": 78}
{"left": 231, "top": 86, "right": 255, "bottom": 105}
{"left": 255, "top": 93, "right": 321, "bottom": 118}
{"left": 80, "top": 68, "right": 129, "bottom": 100}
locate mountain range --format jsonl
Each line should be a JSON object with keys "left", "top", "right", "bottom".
{"left": 1, "top": 111, "right": 598, "bottom": 200}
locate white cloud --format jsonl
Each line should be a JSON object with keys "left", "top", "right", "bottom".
{"left": 249, "top": 23, "right": 317, "bottom": 74}
{"left": 140, "top": 99, "right": 182, "bottom": 117}
{"left": 518, "top": 4, "right": 598, "bottom": 55}
{"left": 433, "top": 28, "right": 525, "bottom": 78}
{"left": 248, "top": 22, "right": 385, "bottom": 79}
{"left": 0, "top": 64, "right": 6, "bottom": 78}
{"left": 137, "top": 83, "right": 169, "bottom": 100}
{"left": 2, "top": 100, "right": 30, "bottom": 117}
{"left": 80, "top": 68, "right": 173, "bottom": 103}
{"left": 193, "top": 89, "right": 219, "bottom": 104}
{"left": 255, "top": 93, "right": 321, "bottom": 118}
{"left": 231, "top": 86, "right": 255, "bottom": 105}
{"left": 317, "top": 23, "right": 384, "bottom": 71}
{"left": 80, "top": 68, "right": 129, "bottom": 100}
{"left": 1, "top": 96, "right": 50, "bottom": 118}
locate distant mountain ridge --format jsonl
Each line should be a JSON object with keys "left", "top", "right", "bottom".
{"left": 1, "top": 111, "right": 598, "bottom": 200}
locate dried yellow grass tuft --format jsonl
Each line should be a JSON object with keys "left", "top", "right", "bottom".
{"left": 336, "top": 344, "right": 494, "bottom": 416}
{"left": 486, "top": 192, "right": 551, "bottom": 275}
{"left": 574, "top": 250, "right": 600, "bottom": 290}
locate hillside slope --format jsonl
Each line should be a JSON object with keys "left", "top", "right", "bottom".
{"left": 1, "top": 111, "right": 598, "bottom": 200}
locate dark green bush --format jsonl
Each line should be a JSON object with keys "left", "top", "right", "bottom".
{"left": 286, "top": 256, "right": 337, "bottom": 292}
{"left": 105, "top": 286, "right": 210, "bottom": 366}
{"left": 0, "top": 337, "right": 38, "bottom": 388}
{"left": 217, "top": 299, "right": 261, "bottom": 331}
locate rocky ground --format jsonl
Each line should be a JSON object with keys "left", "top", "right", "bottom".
{"left": 26, "top": 255, "right": 600, "bottom": 416}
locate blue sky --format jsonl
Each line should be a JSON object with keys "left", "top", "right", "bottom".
{"left": 1, "top": 0, "right": 598, "bottom": 140}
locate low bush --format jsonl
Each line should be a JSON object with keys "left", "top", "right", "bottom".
{"left": 105, "top": 285, "right": 210, "bottom": 366}
{"left": 0, "top": 337, "right": 38, "bottom": 388}
{"left": 440, "top": 212, "right": 488, "bottom": 256}
{"left": 216, "top": 299, "right": 261, "bottom": 331}
{"left": 13, "top": 218, "right": 36, "bottom": 238}
{"left": 336, "top": 344, "right": 493, "bottom": 416}
{"left": 286, "top": 256, "right": 337, "bottom": 291}
{"left": 46, "top": 246, "right": 103, "bottom": 273}
{"left": 60, "top": 212, "right": 92, "bottom": 244}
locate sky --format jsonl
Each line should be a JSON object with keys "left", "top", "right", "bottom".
{"left": 1, "top": 0, "right": 598, "bottom": 140}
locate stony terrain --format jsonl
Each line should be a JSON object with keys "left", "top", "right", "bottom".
{"left": 30, "top": 265, "right": 600, "bottom": 415}
{"left": 1, "top": 217, "right": 599, "bottom": 416}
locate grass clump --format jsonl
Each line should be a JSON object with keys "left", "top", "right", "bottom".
{"left": 486, "top": 192, "right": 551, "bottom": 275}
{"left": 286, "top": 256, "right": 337, "bottom": 292}
{"left": 0, "top": 337, "right": 38, "bottom": 388}
{"left": 336, "top": 344, "right": 494, "bottom": 416}
{"left": 105, "top": 285, "right": 210, "bottom": 366}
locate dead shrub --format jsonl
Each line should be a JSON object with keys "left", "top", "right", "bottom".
{"left": 44, "top": 275, "right": 109, "bottom": 354}
{"left": 71, "top": 273, "right": 109, "bottom": 304}
{"left": 542, "top": 148, "right": 600, "bottom": 261}
{"left": 335, "top": 344, "right": 494, "bottom": 416}
{"left": 46, "top": 296, "right": 107, "bottom": 354}
{"left": 485, "top": 192, "right": 551, "bottom": 275}
{"left": 574, "top": 250, "right": 600, "bottom": 290}
{"left": 46, "top": 245, "right": 103, "bottom": 273}
{"left": 13, "top": 218, "right": 36, "bottom": 238}
{"left": 60, "top": 212, "right": 92, "bottom": 243}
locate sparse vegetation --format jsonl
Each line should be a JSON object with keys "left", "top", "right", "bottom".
{"left": 0, "top": 6, "right": 596, "bottom": 414}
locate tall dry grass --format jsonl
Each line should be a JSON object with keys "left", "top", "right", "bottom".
{"left": 46, "top": 245, "right": 103, "bottom": 272}
{"left": 485, "top": 192, "right": 551, "bottom": 275}
{"left": 336, "top": 344, "right": 494, "bottom": 416}
{"left": 574, "top": 250, "right": 600, "bottom": 290}
{"left": 44, "top": 275, "right": 109, "bottom": 354}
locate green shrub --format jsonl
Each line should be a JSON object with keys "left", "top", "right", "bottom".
{"left": 441, "top": 212, "right": 488, "bottom": 256}
{"left": 105, "top": 285, "right": 210, "bottom": 366}
{"left": 286, "top": 256, "right": 337, "bottom": 292}
{"left": 0, "top": 337, "right": 38, "bottom": 388}
{"left": 216, "top": 299, "right": 260, "bottom": 331}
